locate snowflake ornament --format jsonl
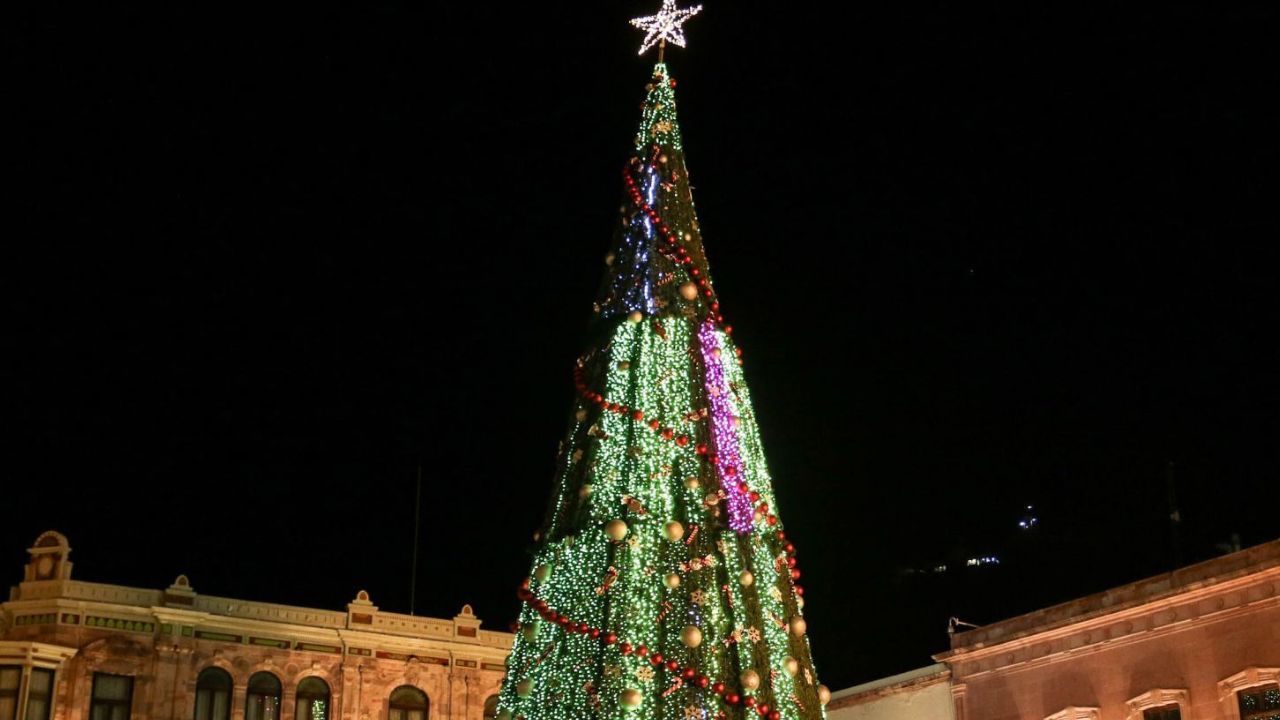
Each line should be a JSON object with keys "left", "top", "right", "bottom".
{"left": 630, "top": 0, "right": 703, "bottom": 56}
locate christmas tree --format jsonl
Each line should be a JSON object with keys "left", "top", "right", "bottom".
{"left": 497, "top": 7, "right": 828, "bottom": 720}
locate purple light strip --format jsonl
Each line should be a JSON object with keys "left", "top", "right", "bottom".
{"left": 698, "top": 319, "right": 753, "bottom": 533}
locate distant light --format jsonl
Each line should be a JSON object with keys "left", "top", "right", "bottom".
{"left": 933, "top": 565, "right": 947, "bottom": 573}
{"left": 966, "top": 556, "right": 1000, "bottom": 567}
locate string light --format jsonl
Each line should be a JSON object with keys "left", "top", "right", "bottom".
{"left": 496, "top": 62, "right": 827, "bottom": 720}
{"left": 630, "top": 0, "right": 704, "bottom": 56}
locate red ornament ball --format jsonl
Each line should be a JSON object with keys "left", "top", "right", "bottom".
{"left": 712, "top": 682, "right": 726, "bottom": 696}
{"left": 605, "top": 633, "right": 619, "bottom": 644}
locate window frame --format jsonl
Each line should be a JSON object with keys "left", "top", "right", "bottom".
{"left": 89, "top": 673, "right": 134, "bottom": 720}
{"left": 1126, "top": 689, "right": 1190, "bottom": 720}
{"left": 387, "top": 685, "right": 429, "bottom": 720}
{"left": 23, "top": 668, "right": 55, "bottom": 720}
{"left": 1219, "top": 668, "right": 1280, "bottom": 720}
{"left": 245, "top": 672, "right": 282, "bottom": 720}
{"left": 0, "top": 666, "right": 22, "bottom": 720}
{"left": 193, "top": 667, "right": 233, "bottom": 720}
{"left": 294, "top": 677, "right": 330, "bottom": 720}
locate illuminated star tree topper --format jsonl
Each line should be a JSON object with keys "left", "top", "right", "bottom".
{"left": 630, "top": 0, "right": 703, "bottom": 59}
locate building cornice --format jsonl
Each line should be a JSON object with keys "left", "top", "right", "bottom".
{"left": 933, "top": 564, "right": 1280, "bottom": 678}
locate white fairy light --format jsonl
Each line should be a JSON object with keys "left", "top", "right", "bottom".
{"left": 630, "top": 0, "right": 703, "bottom": 56}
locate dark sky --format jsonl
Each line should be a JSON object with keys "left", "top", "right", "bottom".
{"left": 6, "top": 2, "right": 1279, "bottom": 690}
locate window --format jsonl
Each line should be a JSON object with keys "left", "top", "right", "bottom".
{"left": 89, "top": 674, "right": 133, "bottom": 720}
{"left": 24, "top": 669, "right": 54, "bottom": 720}
{"left": 388, "top": 686, "right": 428, "bottom": 720}
{"left": 482, "top": 696, "right": 499, "bottom": 720}
{"left": 246, "top": 673, "right": 282, "bottom": 720}
{"left": 1, "top": 668, "right": 20, "bottom": 720}
{"left": 194, "top": 668, "right": 232, "bottom": 720}
{"left": 1239, "top": 684, "right": 1280, "bottom": 720}
{"left": 1143, "top": 706, "right": 1181, "bottom": 720}
{"left": 294, "top": 678, "right": 330, "bottom": 720}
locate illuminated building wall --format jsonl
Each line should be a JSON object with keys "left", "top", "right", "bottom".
{"left": 0, "top": 533, "right": 511, "bottom": 720}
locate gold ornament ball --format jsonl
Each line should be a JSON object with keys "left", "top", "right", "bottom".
{"left": 534, "top": 564, "right": 551, "bottom": 582}
{"left": 684, "top": 476, "right": 700, "bottom": 490}
{"left": 783, "top": 657, "right": 799, "bottom": 676}
{"left": 575, "top": 408, "right": 588, "bottom": 422}
{"left": 679, "top": 282, "right": 699, "bottom": 301}
{"left": 739, "top": 570, "right": 754, "bottom": 587}
{"left": 704, "top": 493, "right": 720, "bottom": 507}
{"left": 605, "top": 519, "right": 629, "bottom": 541}
{"left": 739, "top": 670, "right": 761, "bottom": 691}
{"left": 753, "top": 510, "right": 765, "bottom": 523}
{"left": 818, "top": 685, "right": 832, "bottom": 705}
{"left": 790, "top": 616, "right": 808, "bottom": 637}
{"left": 532, "top": 531, "right": 541, "bottom": 542}
{"left": 579, "top": 484, "right": 594, "bottom": 499}
{"left": 618, "top": 360, "right": 631, "bottom": 370}
{"left": 664, "top": 573, "right": 681, "bottom": 589}
{"left": 797, "top": 596, "right": 806, "bottom": 609}
{"left": 681, "top": 625, "right": 703, "bottom": 648}
{"left": 516, "top": 680, "right": 533, "bottom": 698}
{"left": 620, "top": 689, "right": 643, "bottom": 708}
{"left": 627, "top": 310, "right": 644, "bottom": 323}
{"left": 664, "top": 521, "right": 685, "bottom": 542}
{"left": 605, "top": 252, "right": 616, "bottom": 266}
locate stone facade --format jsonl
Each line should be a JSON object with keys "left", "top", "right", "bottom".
{"left": 0, "top": 532, "right": 512, "bottom": 720}
{"left": 932, "top": 538, "right": 1280, "bottom": 720}
{"left": 826, "top": 664, "right": 955, "bottom": 720}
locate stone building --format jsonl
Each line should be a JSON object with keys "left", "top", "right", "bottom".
{"left": 828, "top": 538, "right": 1280, "bottom": 720}
{"left": 0, "top": 532, "right": 512, "bottom": 720}
{"left": 935, "top": 538, "right": 1280, "bottom": 720}
{"left": 826, "top": 664, "right": 955, "bottom": 720}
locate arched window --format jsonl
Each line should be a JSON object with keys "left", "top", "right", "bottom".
{"left": 246, "top": 673, "right": 281, "bottom": 720}
{"left": 294, "top": 678, "right": 330, "bottom": 720}
{"left": 194, "top": 669, "right": 232, "bottom": 720}
{"left": 388, "top": 686, "right": 428, "bottom": 720}
{"left": 482, "top": 696, "right": 499, "bottom": 720}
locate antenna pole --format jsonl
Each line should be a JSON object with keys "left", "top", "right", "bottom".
{"left": 1166, "top": 460, "right": 1182, "bottom": 568}
{"left": 410, "top": 465, "right": 422, "bottom": 615}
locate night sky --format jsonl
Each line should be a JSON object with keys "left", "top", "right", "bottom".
{"left": 7, "top": 2, "right": 1280, "bottom": 690}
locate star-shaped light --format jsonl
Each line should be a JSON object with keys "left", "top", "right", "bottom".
{"left": 630, "top": 0, "right": 703, "bottom": 56}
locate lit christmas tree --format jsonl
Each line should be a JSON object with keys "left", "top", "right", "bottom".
{"left": 497, "top": 6, "right": 828, "bottom": 720}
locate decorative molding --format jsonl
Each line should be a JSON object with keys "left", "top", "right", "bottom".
{"left": 1125, "top": 688, "right": 1189, "bottom": 720}
{"left": 1218, "top": 667, "right": 1280, "bottom": 702}
{"left": 1045, "top": 706, "right": 1100, "bottom": 720}
{"left": 938, "top": 567, "right": 1280, "bottom": 678}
